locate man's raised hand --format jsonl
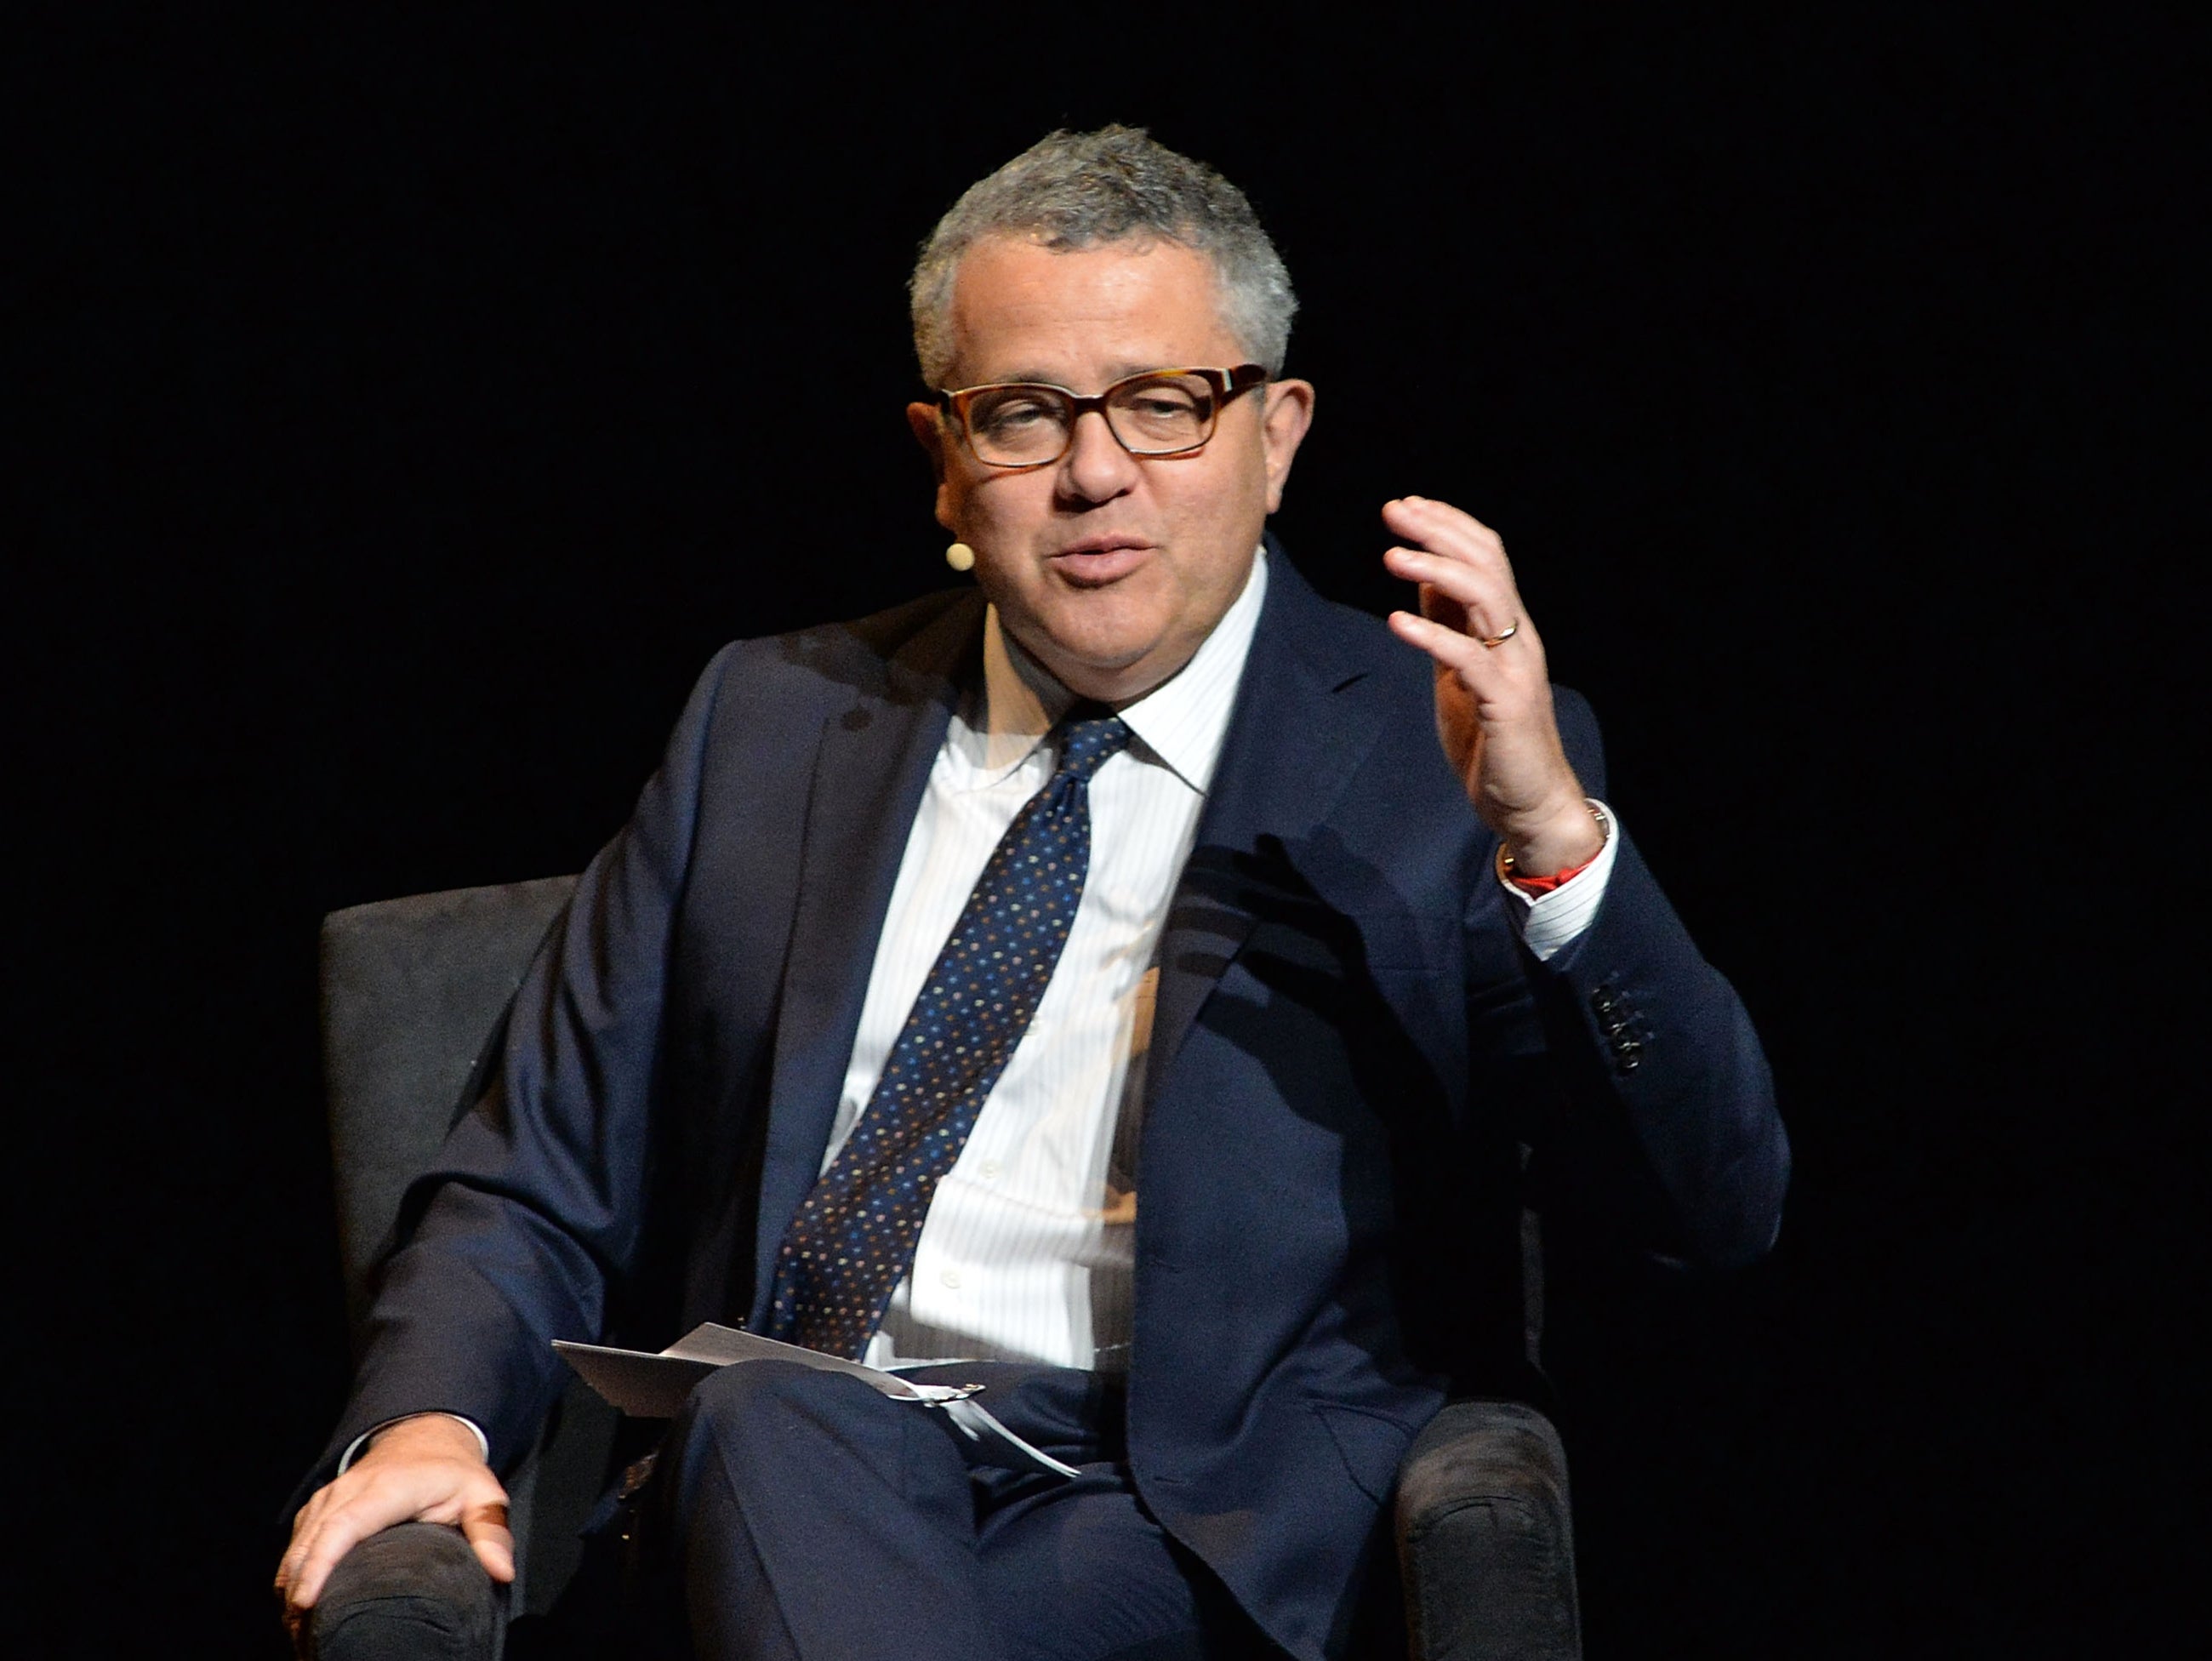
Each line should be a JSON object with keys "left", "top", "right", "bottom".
{"left": 1382, "top": 496, "right": 1604, "bottom": 876}
{"left": 274, "top": 1413, "right": 513, "bottom": 1637}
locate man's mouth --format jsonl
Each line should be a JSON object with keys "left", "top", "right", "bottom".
{"left": 1050, "top": 536, "right": 1152, "bottom": 585}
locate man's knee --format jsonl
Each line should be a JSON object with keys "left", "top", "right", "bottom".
{"left": 306, "top": 1521, "right": 502, "bottom": 1661}
{"left": 670, "top": 1358, "right": 885, "bottom": 1459}
{"left": 661, "top": 1359, "right": 938, "bottom": 1532}
{"left": 658, "top": 1359, "right": 979, "bottom": 1563}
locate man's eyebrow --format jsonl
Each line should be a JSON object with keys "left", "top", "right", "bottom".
{"left": 989, "top": 369, "right": 1077, "bottom": 388}
{"left": 970, "top": 362, "right": 1184, "bottom": 390}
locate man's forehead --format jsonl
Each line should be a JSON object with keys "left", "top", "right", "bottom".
{"left": 941, "top": 237, "right": 1237, "bottom": 382}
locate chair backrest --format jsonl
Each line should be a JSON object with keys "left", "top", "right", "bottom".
{"left": 321, "top": 875, "right": 579, "bottom": 1344}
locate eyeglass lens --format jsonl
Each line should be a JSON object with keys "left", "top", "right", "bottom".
{"left": 964, "top": 373, "right": 1218, "bottom": 465}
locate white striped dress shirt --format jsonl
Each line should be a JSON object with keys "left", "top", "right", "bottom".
{"left": 838, "top": 554, "right": 1271, "bottom": 1371}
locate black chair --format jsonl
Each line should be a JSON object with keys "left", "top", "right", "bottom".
{"left": 310, "top": 879, "right": 1580, "bottom": 1660}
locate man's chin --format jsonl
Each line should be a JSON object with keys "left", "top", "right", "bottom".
{"left": 1020, "top": 627, "right": 1172, "bottom": 704}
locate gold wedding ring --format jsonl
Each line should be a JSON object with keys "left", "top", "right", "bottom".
{"left": 1479, "top": 623, "right": 1519, "bottom": 649}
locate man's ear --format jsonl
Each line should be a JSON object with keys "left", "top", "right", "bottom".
{"left": 1259, "top": 379, "right": 1315, "bottom": 515}
{"left": 906, "top": 402, "right": 957, "bottom": 532}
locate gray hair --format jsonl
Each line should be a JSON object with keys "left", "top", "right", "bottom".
{"left": 909, "top": 125, "right": 1297, "bottom": 387}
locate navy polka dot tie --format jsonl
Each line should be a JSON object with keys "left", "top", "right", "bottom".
{"left": 764, "top": 705, "right": 1133, "bottom": 1358}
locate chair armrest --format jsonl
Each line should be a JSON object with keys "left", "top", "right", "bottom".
{"left": 1395, "top": 1400, "right": 1581, "bottom": 1661}
{"left": 306, "top": 1522, "right": 503, "bottom": 1661}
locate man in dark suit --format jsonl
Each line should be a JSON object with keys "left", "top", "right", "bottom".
{"left": 280, "top": 126, "right": 1787, "bottom": 1659}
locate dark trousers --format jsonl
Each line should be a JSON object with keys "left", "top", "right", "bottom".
{"left": 651, "top": 1358, "right": 1279, "bottom": 1661}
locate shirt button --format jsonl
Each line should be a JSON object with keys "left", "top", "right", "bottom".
{"left": 980, "top": 1160, "right": 1002, "bottom": 1180}
{"left": 939, "top": 1268, "right": 962, "bottom": 1290}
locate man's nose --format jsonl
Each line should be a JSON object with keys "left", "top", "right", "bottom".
{"left": 1056, "top": 409, "right": 1139, "bottom": 503}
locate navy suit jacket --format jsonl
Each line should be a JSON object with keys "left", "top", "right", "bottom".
{"left": 327, "top": 544, "right": 1788, "bottom": 1660}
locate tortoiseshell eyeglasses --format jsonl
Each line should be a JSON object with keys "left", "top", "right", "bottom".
{"left": 935, "top": 364, "right": 1268, "bottom": 470}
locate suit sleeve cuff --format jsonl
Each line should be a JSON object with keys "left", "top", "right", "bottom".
{"left": 336, "top": 1412, "right": 492, "bottom": 1475}
{"left": 1497, "top": 798, "right": 1620, "bottom": 962}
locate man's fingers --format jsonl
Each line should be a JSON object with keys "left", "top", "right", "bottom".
{"left": 1384, "top": 495, "right": 1510, "bottom": 569}
{"left": 459, "top": 1500, "right": 516, "bottom": 1584}
{"left": 1388, "top": 608, "right": 1508, "bottom": 690}
{"left": 276, "top": 1488, "right": 331, "bottom": 1597}
{"left": 1383, "top": 497, "right": 1526, "bottom": 636}
{"left": 1388, "top": 548, "right": 1523, "bottom": 649}
{"left": 282, "top": 1498, "right": 383, "bottom": 1611}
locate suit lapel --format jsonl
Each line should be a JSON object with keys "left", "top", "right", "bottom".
{"left": 747, "top": 596, "right": 983, "bottom": 1322}
{"left": 1144, "top": 549, "right": 1387, "bottom": 1110}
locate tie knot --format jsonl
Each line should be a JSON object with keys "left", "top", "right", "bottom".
{"left": 1053, "top": 705, "right": 1133, "bottom": 783}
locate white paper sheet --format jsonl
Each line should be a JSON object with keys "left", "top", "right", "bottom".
{"left": 553, "top": 1323, "right": 1080, "bottom": 1479}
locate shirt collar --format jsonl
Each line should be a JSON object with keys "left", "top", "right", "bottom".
{"left": 954, "top": 545, "right": 1269, "bottom": 794}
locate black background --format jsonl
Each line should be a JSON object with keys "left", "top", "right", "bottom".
{"left": 13, "top": 8, "right": 2198, "bottom": 1657}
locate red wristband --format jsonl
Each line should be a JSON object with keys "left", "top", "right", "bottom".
{"left": 1502, "top": 855, "right": 1596, "bottom": 896}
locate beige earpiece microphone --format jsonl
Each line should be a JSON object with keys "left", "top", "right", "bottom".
{"left": 945, "top": 542, "right": 976, "bottom": 573}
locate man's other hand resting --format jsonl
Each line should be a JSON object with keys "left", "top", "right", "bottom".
{"left": 275, "top": 1412, "right": 513, "bottom": 1632}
